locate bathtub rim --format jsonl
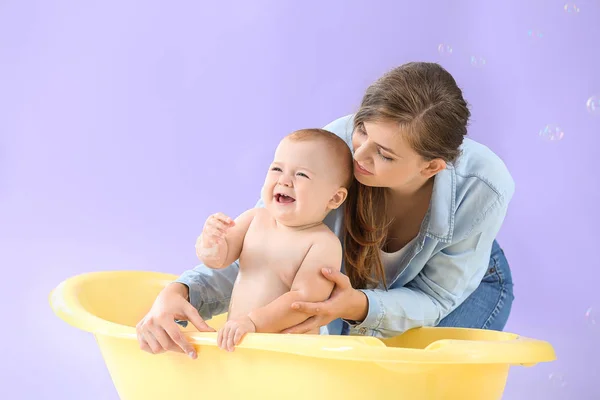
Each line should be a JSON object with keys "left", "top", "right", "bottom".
{"left": 49, "top": 270, "right": 557, "bottom": 367}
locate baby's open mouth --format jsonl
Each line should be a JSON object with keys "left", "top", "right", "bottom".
{"left": 275, "top": 193, "right": 296, "bottom": 203}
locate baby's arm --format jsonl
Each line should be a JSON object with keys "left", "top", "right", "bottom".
{"left": 247, "top": 233, "right": 342, "bottom": 333}
{"left": 196, "top": 209, "right": 256, "bottom": 269}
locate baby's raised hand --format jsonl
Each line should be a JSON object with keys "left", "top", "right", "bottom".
{"left": 202, "top": 212, "right": 235, "bottom": 245}
{"left": 217, "top": 316, "right": 256, "bottom": 352}
{"left": 195, "top": 212, "right": 235, "bottom": 262}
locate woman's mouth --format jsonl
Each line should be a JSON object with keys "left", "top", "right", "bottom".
{"left": 354, "top": 160, "right": 373, "bottom": 176}
{"left": 275, "top": 193, "right": 296, "bottom": 204}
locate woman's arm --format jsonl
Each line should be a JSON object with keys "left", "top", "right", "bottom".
{"left": 348, "top": 196, "right": 510, "bottom": 338}
{"left": 351, "top": 232, "right": 484, "bottom": 336}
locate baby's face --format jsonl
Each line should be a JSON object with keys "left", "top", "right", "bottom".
{"left": 261, "top": 138, "right": 347, "bottom": 227}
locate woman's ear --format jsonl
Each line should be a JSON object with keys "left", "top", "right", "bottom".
{"left": 421, "top": 158, "right": 446, "bottom": 178}
{"left": 328, "top": 187, "right": 348, "bottom": 210}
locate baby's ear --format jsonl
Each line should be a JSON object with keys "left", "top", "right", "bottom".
{"left": 328, "top": 187, "right": 348, "bottom": 210}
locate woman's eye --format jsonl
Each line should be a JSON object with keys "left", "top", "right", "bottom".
{"left": 379, "top": 153, "right": 393, "bottom": 162}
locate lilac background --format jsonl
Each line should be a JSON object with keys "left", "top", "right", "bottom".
{"left": 1, "top": 0, "right": 598, "bottom": 398}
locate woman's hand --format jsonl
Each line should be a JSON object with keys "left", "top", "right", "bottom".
{"left": 136, "top": 283, "right": 215, "bottom": 359}
{"left": 281, "top": 268, "right": 368, "bottom": 334}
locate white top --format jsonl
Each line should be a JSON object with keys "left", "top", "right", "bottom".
{"left": 380, "top": 236, "right": 418, "bottom": 283}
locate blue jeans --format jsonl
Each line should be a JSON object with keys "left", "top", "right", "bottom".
{"left": 436, "top": 239, "right": 514, "bottom": 330}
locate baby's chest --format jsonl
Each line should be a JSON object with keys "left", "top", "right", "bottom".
{"left": 241, "top": 231, "right": 312, "bottom": 285}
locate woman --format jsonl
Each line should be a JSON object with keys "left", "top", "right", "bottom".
{"left": 136, "top": 62, "right": 514, "bottom": 358}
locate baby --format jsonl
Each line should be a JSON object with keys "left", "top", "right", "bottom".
{"left": 195, "top": 128, "right": 353, "bottom": 351}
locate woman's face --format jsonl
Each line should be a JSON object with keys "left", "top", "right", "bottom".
{"left": 351, "top": 120, "right": 444, "bottom": 190}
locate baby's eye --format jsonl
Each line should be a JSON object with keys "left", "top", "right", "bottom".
{"left": 270, "top": 167, "right": 282, "bottom": 172}
{"left": 296, "top": 172, "right": 309, "bottom": 178}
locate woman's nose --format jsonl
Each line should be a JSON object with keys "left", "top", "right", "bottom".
{"left": 353, "top": 143, "right": 368, "bottom": 162}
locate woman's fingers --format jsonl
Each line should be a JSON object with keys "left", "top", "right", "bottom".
{"left": 183, "top": 302, "right": 216, "bottom": 332}
{"left": 137, "top": 330, "right": 152, "bottom": 353}
{"left": 142, "top": 331, "right": 164, "bottom": 354}
{"left": 136, "top": 283, "right": 208, "bottom": 358}
{"left": 321, "top": 268, "right": 350, "bottom": 288}
{"left": 149, "top": 324, "right": 178, "bottom": 352}
{"left": 136, "top": 320, "right": 167, "bottom": 354}
{"left": 162, "top": 320, "right": 196, "bottom": 357}
{"left": 291, "top": 301, "right": 326, "bottom": 315}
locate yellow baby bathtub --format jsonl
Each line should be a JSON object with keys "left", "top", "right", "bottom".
{"left": 49, "top": 270, "right": 556, "bottom": 400}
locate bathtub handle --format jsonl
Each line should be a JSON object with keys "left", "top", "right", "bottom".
{"left": 424, "top": 336, "right": 556, "bottom": 365}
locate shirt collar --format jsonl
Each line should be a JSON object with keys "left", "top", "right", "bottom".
{"left": 422, "top": 163, "right": 456, "bottom": 243}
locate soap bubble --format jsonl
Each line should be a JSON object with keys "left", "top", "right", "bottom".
{"left": 437, "top": 44, "right": 453, "bottom": 55}
{"left": 470, "top": 56, "right": 486, "bottom": 68}
{"left": 548, "top": 373, "right": 567, "bottom": 388}
{"left": 585, "top": 307, "right": 597, "bottom": 325}
{"left": 586, "top": 96, "right": 599, "bottom": 115}
{"left": 564, "top": 3, "right": 580, "bottom": 13}
{"left": 527, "top": 29, "right": 544, "bottom": 39}
{"left": 539, "top": 124, "right": 564, "bottom": 141}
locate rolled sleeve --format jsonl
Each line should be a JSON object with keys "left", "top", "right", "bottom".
{"left": 174, "top": 262, "right": 239, "bottom": 320}
{"left": 174, "top": 269, "right": 205, "bottom": 311}
{"left": 346, "top": 289, "right": 385, "bottom": 335}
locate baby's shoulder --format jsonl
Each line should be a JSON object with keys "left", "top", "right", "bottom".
{"left": 310, "top": 225, "right": 342, "bottom": 252}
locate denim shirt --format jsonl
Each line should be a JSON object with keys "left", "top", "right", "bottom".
{"left": 175, "top": 114, "right": 515, "bottom": 338}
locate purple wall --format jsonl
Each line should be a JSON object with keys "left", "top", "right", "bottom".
{"left": 1, "top": 0, "right": 598, "bottom": 398}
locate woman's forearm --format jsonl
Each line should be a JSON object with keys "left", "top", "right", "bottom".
{"left": 166, "top": 282, "right": 190, "bottom": 300}
{"left": 173, "top": 263, "right": 239, "bottom": 318}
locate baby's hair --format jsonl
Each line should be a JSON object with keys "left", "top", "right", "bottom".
{"left": 286, "top": 128, "right": 354, "bottom": 188}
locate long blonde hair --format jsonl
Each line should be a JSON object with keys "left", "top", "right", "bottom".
{"left": 344, "top": 182, "right": 391, "bottom": 289}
